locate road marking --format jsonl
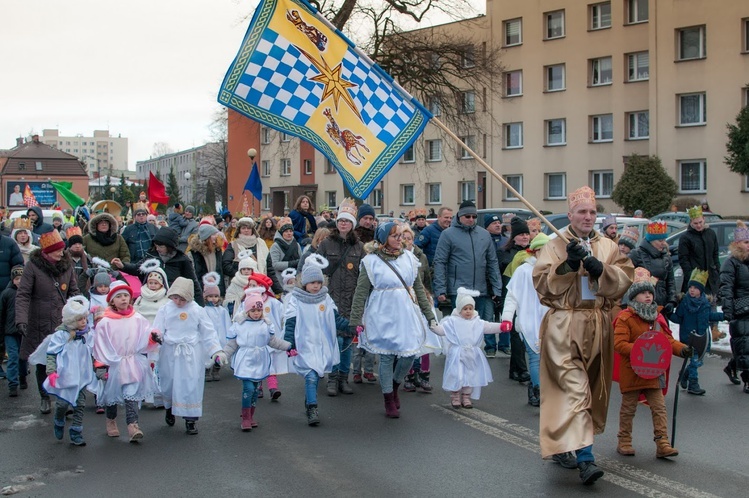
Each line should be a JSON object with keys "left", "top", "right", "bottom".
{"left": 432, "top": 405, "right": 721, "bottom": 498}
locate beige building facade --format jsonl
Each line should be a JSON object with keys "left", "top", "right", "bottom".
{"left": 40, "top": 129, "right": 128, "bottom": 179}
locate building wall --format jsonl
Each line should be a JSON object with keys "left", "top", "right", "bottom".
{"left": 40, "top": 129, "right": 128, "bottom": 179}
{"left": 136, "top": 144, "right": 217, "bottom": 206}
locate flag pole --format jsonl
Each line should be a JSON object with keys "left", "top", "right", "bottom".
{"left": 430, "top": 117, "right": 569, "bottom": 243}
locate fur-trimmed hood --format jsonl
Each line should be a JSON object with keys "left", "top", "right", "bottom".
{"left": 187, "top": 232, "right": 217, "bottom": 257}
{"left": 88, "top": 212, "right": 118, "bottom": 237}
{"left": 29, "top": 248, "right": 72, "bottom": 276}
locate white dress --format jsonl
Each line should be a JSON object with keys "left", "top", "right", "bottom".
{"left": 227, "top": 319, "right": 290, "bottom": 381}
{"left": 233, "top": 295, "right": 288, "bottom": 374}
{"left": 284, "top": 287, "right": 340, "bottom": 378}
{"left": 204, "top": 304, "right": 232, "bottom": 349}
{"left": 44, "top": 329, "right": 97, "bottom": 406}
{"left": 153, "top": 301, "right": 222, "bottom": 417}
{"left": 501, "top": 256, "right": 549, "bottom": 355}
{"left": 432, "top": 312, "right": 498, "bottom": 399}
{"left": 359, "top": 251, "right": 428, "bottom": 357}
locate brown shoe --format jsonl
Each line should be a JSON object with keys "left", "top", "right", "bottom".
{"left": 617, "top": 439, "right": 635, "bottom": 456}
{"left": 127, "top": 422, "right": 144, "bottom": 442}
{"left": 655, "top": 437, "right": 678, "bottom": 458}
{"left": 106, "top": 418, "right": 120, "bottom": 437}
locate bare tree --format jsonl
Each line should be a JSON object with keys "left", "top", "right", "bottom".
{"left": 198, "top": 107, "right": 230, "bottom": 207}
{"left": 151, "top": 142, "right": 173, "bottom": 158}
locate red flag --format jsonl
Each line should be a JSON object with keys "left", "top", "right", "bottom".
{"left": 148, "top": 172, "right": 169, "bottom": 210}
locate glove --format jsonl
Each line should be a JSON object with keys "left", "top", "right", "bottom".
{"left": 500, "top": 321, "right": 513, "bottom": 333}
{"left": 150, "top": 331, "right": 163, "bottom": 344}
{"left": 583, "top": 256, "right": 603, "bottom": 279}
{"left": 16, "top": 323, "right": 27, "bottom": 336}
{"left": 95, "top": 367, "right": 108, "bottom": 380}
{"left": 491, "top": 295, "right": 502, "bottom": 306}
{"left": 661, "top": 302, "right": 675, "bottom": 317}
{"left": 428, "top": 319, "right": 438, "bottom": 330}
{"left": 212, "top": 351, "right": 228, "bottom": 366}
{"left": 287, "top": 348, "right": 298, "bottom": 357}
{"left": 565, "top": 240, "right": 587, "bottom": 271}
{"left": 680, "top": 346, "right": 694, "bottom": 358}
{"left": 47, "top": 372, "right": 59, "bottom": 388}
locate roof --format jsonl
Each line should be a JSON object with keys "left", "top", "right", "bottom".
{"left": 1, "top": 139, "right": 88, "bottom": 177}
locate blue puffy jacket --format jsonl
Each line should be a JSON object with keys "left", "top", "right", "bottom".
{"left": 415, "top": 222, "right": 445, "bottom": 266}
{"left": 0, "top": 234, "right": 24, "bottom": 290}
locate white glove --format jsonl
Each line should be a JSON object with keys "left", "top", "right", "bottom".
{"left": 212, "top": 351, "right": 228, "bottom": 366}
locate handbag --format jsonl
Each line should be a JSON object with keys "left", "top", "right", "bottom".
{"left": 734, "top": 296, "right": 749, "bottom": 318}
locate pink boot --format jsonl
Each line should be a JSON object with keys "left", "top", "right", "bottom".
{"left": 383, "top": 392, "right": 400, "bottom": 418}
{"left": 250, "top": 407, "right": 259, "bottom": 428}
{"left": 241, "top": 408, "right": 252, "bottom": 432}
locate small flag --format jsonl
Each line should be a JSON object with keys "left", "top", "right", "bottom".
{"left": 148, "top": 172, "right": 169, "bottom": 213}
{"left": 51, "top": 181, "right": 85, "bottom": 209}
{"left": 23, "top": 184, "right": 38, "bottom": 207}
{"left": 244, "top": 161, "right": 263, "bottom": 201}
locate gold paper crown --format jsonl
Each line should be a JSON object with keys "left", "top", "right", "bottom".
{"left": 66, "top": 226, "right": 82, "bottom": 238}
{"left": 526, "top": 218, "right": 542, "bottom": 231}
{"left": 688, "top": 269, "right": 709, "bottom": 288}
{"left": 568, "top": 186, "right": 596, "bottom": 211}
{"left": 413, "top": 208, "right": 427, "bottom": 218}
{"left": 646, "top": 221, "right": 667, "bottom": 235}
{"left": 687, "top": 205, "right": 703, "bottom": 219}
{"left": 338, "top": 197, "right": 357, "bottom": 219}
{"left": 13, "top": 218, "right": 32, "bottom": 231}
{"left": 39, "top": 230, "right": 64, "bottom": 251}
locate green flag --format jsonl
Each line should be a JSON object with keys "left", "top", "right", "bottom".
{"left": 51, "top": 181, "right": 85, "bottom": 209}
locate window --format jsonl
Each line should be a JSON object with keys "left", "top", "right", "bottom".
{"left": 459, "top": 135, "right": 476, "bottom": 159}
{"left": 591, "top": 114, "right": 613, "bottom": 142}
{"left": 261, "top": 160, "right": 271, "bottom": 177}
{"left": 426, "top": 183, "right": 442, "bottom": 204}
{"left": 627, "top": 52, "right": 649, "bottom": 81}
{"left": 504, "top": 122, "right": 523, "bottom": 149}
{"left": 426, "top": 139, "right": 442, "bottom": 161}
{"left": 401, "top": 184, "right": 415, "bottom": 205}
{"left": 429, "top": 96, "right": 441, "bottom": 116}
{"left": 304, "top": 159, "right": 312, "bottom": 175}
{"left": 627, "top": 0, "right": 648, "bottom": 24}
{"left": 461, "top": 91, "right": 475, "bottom": 113}
{"left": 504, "top": 18, "right": 522, "bottom": 46}
{"left": 325, "top": 159, "right": 335, "bottom": 173}
{"left": 262, "top": 194, "right": 271, "bottom": 210}
{"left": 281, "top": 158, "right": 291, "bottom": 176}
{"left": 504, "top": 175, "right": 523, "bottom": 200}
{"left": 326, "top": 191, "right": 337, "bottom": 207}
{"left": 744, "top": 18, "right": 749, "bottom": 52}
{"left": 402, "top": 144, "right": 415, "bottom": 163}
{"left": 18, "top": 162, "right": 25, "bottom": 170}
{"left": 745, "top": 174, "right": 749, "bottom": 192}
{"left": 591, "top": 170, "right": 614, "bottom": 197}
{"left": 679, "top": 160, "right": 707, "bottom": 193}
{"left": 545, "top": 10, "right": 565, "bottom": 39}
{"left": 590, "top": 56, "right": 612, "bottom": 86}
{"left": 545, "top": 119, "right": 566, "bottom": 146}
{"left": 744, "top": 86, "right": 749, "bottom": 107}
{"left": 679, "top": 93, "right": 706, "bottom": 125}
{"left": 261, "top": 127, "right": 271, "bottom": 144}
{"left": 462, "top": 46, "right": 475, "bottom": 68}
{"left": 459, "top": 181, "right": 476, "bottom": 203}
{"left": 35, "top": 161, "right": 43, "bottom": 171}
{"left": 281, "top": 132, "right": 291, "bottom": 142}
{"left": 627, "top": 111, "right": 649, "bottom": 139}
{"left": 504, "top": 70, "right": 522, "bottom": 97}
{"left": 678, "top": 26, "right": 706, "bottom": 60}
{"left": 590, "top": 2, "right": 611, "bottom": 30}
{"left": 369, "top": 188, "right": 383, "bottom": 208}
{"left": 546, "top": 173, "right": 566, "bottom": 199}
{"left": 545, "top": 64, "right": 565, "bottom": 91}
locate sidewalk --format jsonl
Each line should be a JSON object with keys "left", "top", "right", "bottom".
{"left": 668, "top": 311, "right": 732, "bottom": 358}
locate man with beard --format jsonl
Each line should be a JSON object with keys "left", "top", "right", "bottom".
{"left": 121, "top": 208, "right": 157, "bottom": 261}
{"left": 601, "top": 215, "right": 618, "bottom": 243}
{"left": 354, "top": 203, "right": 376, "bottom": 244}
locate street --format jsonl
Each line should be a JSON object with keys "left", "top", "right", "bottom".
{"left": 1, "top": 351, "right": 746, "bottom": 497}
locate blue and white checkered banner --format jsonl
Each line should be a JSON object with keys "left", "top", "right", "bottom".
{"left": 218, "top": 0, "right": 432, "bottom": 199}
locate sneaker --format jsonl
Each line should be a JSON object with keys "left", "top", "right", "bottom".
{"left": 53, "top": 419, "right": 65, "bottom": 440}
{"left": 270, "top": 388, "right": 282, "bottom": 401}
{"left": 165, "top": 408, "right": 175, "bottom": 427}
{"left": 69, "top": 429, "right": 86, "bottom": 446}
{"left": 498, "top": 347, "right": 511, "bottom": 356}
{"left": 353, "top": 374, "right": 363, "bottom": 384}
{"left": 552, "top": 452, "right": 578, "bottom": 469}
{"left": 485, "top": 350, "right": 496, "bottom": 358}
{"left": 578, "top": 462, "right": 604, "bottom": 485}
{"left": 185, "top": 420, "right": 198, "bottom": 435}
{"left": 96, "top": 406, "right": 105, "bottom": 414}
{"left": 363, "top": 372, "right": 376, "bottom": 383}
{"left": 40, "top": 398, "right": 51, "bottom": 414}
{"left": 20, "top": 378, "right": 28, "bottom": 389}
{"left": 9, "top": 387, "right": 18, "bottom": 397}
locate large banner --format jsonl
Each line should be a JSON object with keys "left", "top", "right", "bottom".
{"left": 6, "top": 181, "right": 56, "bottom": 208}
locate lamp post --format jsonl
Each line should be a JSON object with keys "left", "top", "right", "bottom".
{"left": 110, "top": 186, "right": 115, "bottom": 200}
{"left": 247, "top": 149, "right": 256, "bottom": 216}
{"left": 184, "top": 172, "right": 191, "bottom": 206}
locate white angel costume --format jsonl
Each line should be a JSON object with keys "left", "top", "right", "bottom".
{"left": 501, "top": 255, "right": 549, "bottom": 355}
{"left": 284, "top": 286, "right": 340, "bottom": 378}
{"left": 225, "top": 317, "right": 290, "bottom": 381}
{"left": 43, "top": 327, "right": 97, "bottom": 406}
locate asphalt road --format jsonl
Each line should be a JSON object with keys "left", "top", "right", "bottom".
{"left": 1, "top": 352, "right": 746, "bottom": 497}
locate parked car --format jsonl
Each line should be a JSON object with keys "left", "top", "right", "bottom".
{"left": 9, "top": 209, "right": 65, "bottom": 227}
{"left": 666, "top": 220, "right": 743, "bottom": 291}
{"left": 539, "top": 213, "right": 574, "bottom": 235}
{"left": 651, "top": 211, "right": 722, "bottom": 224}
{"left": 476, "top": 208, "right": 533, "bottom": 228}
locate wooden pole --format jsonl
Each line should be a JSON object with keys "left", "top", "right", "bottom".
{"left": 431, "top": 117, "right": 569, "bottom": 243}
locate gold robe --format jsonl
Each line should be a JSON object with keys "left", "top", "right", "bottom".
{"left": 532, "top": 228, "right": 633, "bottom": 458}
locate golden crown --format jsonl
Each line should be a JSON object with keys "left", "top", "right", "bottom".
{"left": 13, "top": 217, "right": 32, "bottom": 230}
{"left": 66, "top": 226, "right": 82, "bottom": 238}
{"left": 688, "top": 269, "right": 709, "bottom": 287}
{"left": 633, "top": 267, "right": 656, "bottom": 285}
{"left": 687, "top": 205, "right": 703, "bottom": 219}
{"left": 646, "top": 221, "right": 668, "bottom": 235}
{"left": 39, "top": 230, "right": 64, "bottom": 250}
{"left": 338, "top": 197, "right": 357, "bottom": 219}
{"left": 568, "top": 186, "right": 596, "bottom": 211}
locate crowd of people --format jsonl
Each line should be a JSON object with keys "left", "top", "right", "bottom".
{"left": 0, "top": 190, "right": 747, "bottom": 487}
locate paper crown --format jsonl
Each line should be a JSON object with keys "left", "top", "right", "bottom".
{"left": 687, "top": 205, "right": 703, "bottom": 220}
{"left": 568, "top": 186, "right": 596, "bottom": 211}
{"left": 688, "top": 269, "right": 709, "bottom": 290}
{"left": 277, "top": 216, "right": 293, "bottom": 231}
{"left": 412, "top": 208, "right": 427, "bottom": 219}
{"left": 633, "top": 267, "right": 654, "bottom": 285}
{"left": 13, "top": 218, "right": 32, "bottom": 231}
{"left": 39, "top": 230, "right": 65, "bottom": 254}
{"left": 65, "top": 226, "right": 82, "bottom": 239}
{"left": 338, "top": 197, "right": 358, "bottom": 219}
{"left": 526, "top": 218, "right": 542, "bottom": 231}
{"left": 646, "top": 221, "right": 667, "bottom": 235}
{"left": 734, "top": 220, "right": 749, "bottom": 242}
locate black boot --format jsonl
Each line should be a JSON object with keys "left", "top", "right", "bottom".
{"left": 724, "top": 363, "right": 740, "bottom": 385}
{"left": 742, "top": 371, "right": 749, "bottom": 394}
{"left": 306, "top": 404, "right": 320, "bottom": 426}
{"left": 527, "top": 384, "right": 540, "bottom": 407}
{"left": 165, "top": 408, "right": 175, "bottom": 426}
{"left": 403, "top": 373, "right": 416, "bottom": 392}
{"left": 185, "top": 419, "right": 198, "bottom": 435}
{"left": 578, "top": 462, "right": 604, "bottom": 485}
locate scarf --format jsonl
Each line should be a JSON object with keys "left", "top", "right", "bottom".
{"left": 139, "top": 286, "right": 166, "bottom": 303}
{"left": 630, "top": 301, "right": 658, "bottom": 322}
{"left": 92, "top": 230, "right": 118, "bottom": 246}
{"left": 17, "top": 241, "right": 36, "bottom": 258}
{"left": 233, "top": 234, "right": 258, "bottom": 253}
{"left": 291, "top": 285, "right": 329, "bottom": 304}
{"left": 379, "top": 245, "right": 403, "bottom": 258}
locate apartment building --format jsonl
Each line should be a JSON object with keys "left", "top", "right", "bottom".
{"left": 40, "top": 129, "right": 128, "bottom": 179}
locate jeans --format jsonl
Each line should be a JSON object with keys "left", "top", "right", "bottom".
{"left": 475, "top": 296, "right": 509, "bottom": 351}
{"left": 332, "top": 336, "right": 353, "bottom": 376}
{"left": 242, "top": 380, "right": 259, "bottom": 408}
{"left": 411, "top": 354, "right": 430, "bottom": 373}
{"left": 55, "top": 390, "right": 86, "bottom": 430}
{"left": 523, "top": 337, "right": 540, "bottom": 387}
{"left": 687, "top": 351, "right": 703, "bottom": 381}
{"left": 4, "top": 335, "right": 27, "bottom": 389}
{"left": 378, "top": 354, "right": 415, "bottom": 393}
{"left": 304, "top": 371, "right": 320, "bottom": 406}
{"left": 576, "top": 445, "right": 594, "bottom": 464}
{"left": 106, "top": 400, "right": 139, "bottom": 425}
{"left": 353, "top": 346, "right": 375, "bottom": 374}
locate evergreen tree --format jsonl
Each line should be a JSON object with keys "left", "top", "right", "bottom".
{"left": 725, "top": 100, "right": 749, "bottom": 176}
{"left": 167, "top": 166, "right": 182, "bottom": 206}
{"left": 117, "top": 173, "right": 135, "bottom": 206}
{"left": 611, "top": 155, "right": 678, "bottom": 218}
{"left": 204, "top": 180, "right": 216, "bottom": 214}
{"left": 103, "top": 174, "right": 113, "bottom": 201}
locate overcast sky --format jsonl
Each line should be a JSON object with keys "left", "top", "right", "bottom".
{"left": 1, "top": 0, "right": 481, "bottom": 170}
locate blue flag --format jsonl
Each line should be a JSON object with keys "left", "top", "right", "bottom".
{"left": 218, "top": 0, "right": 431, "bottom": 199}
{"left": 244, "top": 162, "right": 263, "bottom": 201}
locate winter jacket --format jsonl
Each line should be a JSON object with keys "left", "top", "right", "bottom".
{"left": 432, "top": 219, "right": 501, "bottom": 298}
{"left": 498, "top": 243, "right": 525, "bottom": 304}
{"left": 15, "top": 250, "right": 80, "bottom": 360}
{"left": 82, "top": 212, "right": 130, "bottom": 264}
{"left": 121, "top": 221, "right": 157, "bottom": 261}
{"left": 316, "top": 229, "right": 365, "bottom": 319}
{"left": 412, "top": 245, "right": 432, "bottom": 294}
{"left": 167, "top": 212, "right": 198, "bottom": 253}
{"left": 289, "top": 209, "right": 317, "bottom": 244}
{"left": 121, "top": 247, "right": 203, "bottom": 306}
{"left": 677, "top": 225, "right": 720, "bottom": 295}
{"left": 353, "top": 225, "right": 375, "bottom": 245}
{"left": 0, "top": 234, "right": 24, "bottom": 290}
{"left": 28, "top": 206, "right": 54, "bottom": 235}
{"left": 719, "top": 244, "right": 749, "bottom": 370}
{"left": 0, "top": 282, "right": 18, "bottom": 338}
{"left": 221, "top": 238, "right": 282, "bottom": 295}
{"left": 415, "top": 222, "right": 445, "bottom": 265}
{"left": 629, "top": 239, "right": 677, "bottom": 307}
{"left": 270, "top": 232, "right": 301, "bottom": 273}
{"left": 669, "top": 293, "right": 724, "bottom": 343}
{"left": 614, "top": 308, "right": 686, "bottom": 393}
{"left": 188, "top": 236, "right": 226, "bottom": 297}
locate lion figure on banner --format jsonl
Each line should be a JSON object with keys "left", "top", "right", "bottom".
{"left": 323, "top": 108, "right": 370, "bottom": 166}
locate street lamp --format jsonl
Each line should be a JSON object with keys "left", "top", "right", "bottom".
{"left": 110, "top": 186, "right": 115, "bottom": 200}
{"left": 184, "top": 172, "right": 191, "bottom": 204}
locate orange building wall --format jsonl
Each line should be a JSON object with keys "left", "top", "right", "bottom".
{"left": 227, "top": 110, "right": 261, "bottom": 217}
{"left": 299, "top": 140, "right": 315, "bottom": 186}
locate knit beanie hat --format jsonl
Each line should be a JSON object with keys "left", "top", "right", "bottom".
{"left": 93, "top": 269, "right": 112, "bottom": 288}
{"left": 198, "top": 224, "right": 219, "bottom": 241}
{"left": 66, "top": 226, "right": 83, "bottom": 246}
{"left": 277, "top": 217, "right": 293, "bottom": 234}
{"left": 601, "top": 214, "right": 617, "bottom": 231}
{"left": 185, "top": 205, "right": 196, "bottom": 216}
{"left": 734, "top": 220, "right": 749, "bottom": 242}
{"left": 301, "top": 254, "right": 328, "bottom": 285}
{"left": 10, "top": 265, "right": 23, "bottom": 280}
{"left": 375, "top": 222, "right": 396, "bottom": 245}
{"left": 62, "top": 295, "right": 90, "bottom": 328}
{"left": 619, "top": 226, "right": 640, "bottom": 249}
{"left": 457, "top": 200, "right": 477, "bottom": 218}
{"left": 357, "top": 203, "right": 375, "bottom": 221}
{"left": 237, "top": 249, "right": 259, "bottom": 272}
{"left": 202, "top": 272, "right": 221, "bottom": 297}
{"left": 107, "top": 280, "right": 133, "bottom": 302}
{"left": 484, "top": 214, "right": 501, "bottom": 229}
{"left": 644, "top": 221, "right": 668, "bottom": 242}
{"left": 168, "top": 277, "right": 194, "bottom": 302}
{"left": 147, "top": 269, "right": 169, "bottom": 290}
{"left": 139, "top": 259, "right": 168, "bottom": 288}
{"left": 687, "top": 268, "right": 709, "bottom": 293}
{"left": 627, "top": 267, "right": 656, "bottom": 301}
{"left": 153, "top": 226, "right": 178, "bottom": 249}
{"left": 39, "top": 230, "right": 65, "bottom": 254}
{"left": 510, "top": 217, "right": 530, "bottom": 237}
{"left": 236, "top": 217, "right": 255, "bottom": 231}
{"left": 455, "top": 287, "right": 480, "bottom": 312}
{"left": 243, "top": 287, "right": 266, "bottom": 311}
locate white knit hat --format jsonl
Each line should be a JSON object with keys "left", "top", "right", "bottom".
{"left": 455, "top": 287, "right": 480, "bottom": 312}
{"left": 62, "top": 295, "right": 90, "bottom": 328}
{"left": 168, "top": 277, "right": 195, "bottom": 302}
{"left": 301, "top": 254, "right": 328, "bottom": 285}
{"left": 238, "top": 249, "right": 259, "bottom": 272}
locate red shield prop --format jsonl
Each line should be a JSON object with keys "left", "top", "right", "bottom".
{"left": 630, "top": 331, "right": 672, "bottom": 379}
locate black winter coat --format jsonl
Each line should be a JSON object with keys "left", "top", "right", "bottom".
{"left": 316, "top": 229, "right": 365, "bottom": 319}
{"left": 121, "top": 247, "right": 203, "bottom": 306}
{"left": 221, "top": 243, "right": 282, "bottom": 294}
{"left": 678, "top": 225, "right": 720, "bottom": 295}
{"left": 190, "top": 242, "right": 226, "bottom": 297}
{"left": 719, "top": 247, "right": 749, "bottom": 370}
{"left": 630, "top": 239, "right": 677, "bottom": 307}
{"left": 0, "top": 283, "right": 18, "bottom": 338}
{"left": 0, "top": 234, "right": 24, "bottom": 290}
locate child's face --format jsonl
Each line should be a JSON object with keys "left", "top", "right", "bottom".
{"left": 305, "top": 281, "right": 322, "bottom": 294}
{"left": 634, "top": 290, "right": 653, "bottom": 304}
{"left": 240, "top": 268, "right": 252, "bottom": 276}
{"left": 96, "top": 284, "right": 110, "bottom": 295}
{"left": 111, "top": 293, "right": 131, "bottom": 310}
{"left": 146, "top": 279, "right": 163, "bottom": 291}
{"left": 247, "top": 308, "right": 263, "bottom": 320}
{"left": 460, "top": 304, "right": 474, "bottom": 319}
{"left": 170, "top": 295, "right": 187, "bottom": 308}
{"left": 12, "top": 276, "right": 21, "bottom": 286}
{"left": 688, "top": 285, "right": 701, "bottom": 298}
{"left": 75, "top": 316, "right": 88, "bottom": 330}
{"left": 206, "top": 295, "right": 221, "bottom": 305}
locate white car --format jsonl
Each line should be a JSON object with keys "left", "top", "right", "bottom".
{"left": 9, "top": 209, "right": 65, "bottom": 227}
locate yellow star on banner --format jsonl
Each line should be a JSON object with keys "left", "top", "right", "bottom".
{"left": 298, "top": 47, "right": 362, "bottom": 121}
